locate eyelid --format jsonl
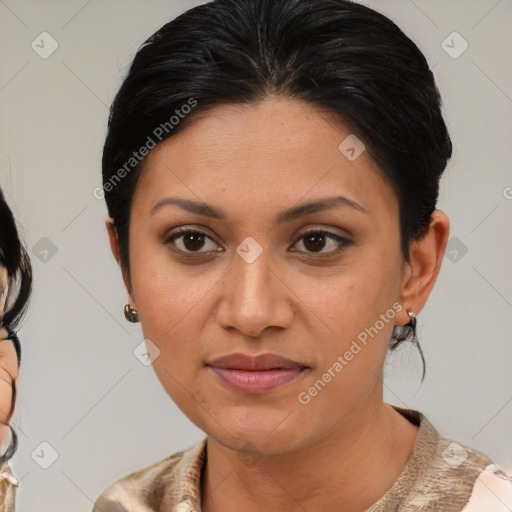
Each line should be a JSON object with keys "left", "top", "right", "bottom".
{"left": 164, "top": 225, "right": 218, "bottom": 243}
{"left": 296, "top": 225, "right": 352, "bottom": 242}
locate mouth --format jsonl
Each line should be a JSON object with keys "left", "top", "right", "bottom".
{"left": 205, "top": 352, "right": 310, "bottom": 394}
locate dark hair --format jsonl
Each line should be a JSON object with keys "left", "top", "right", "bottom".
{"left": 102, "top": 0, "right": 452, "bottom": 380}
{"left": 0, "top": 186, "right": 33, "bottom": 465}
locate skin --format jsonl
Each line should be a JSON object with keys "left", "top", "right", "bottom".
{"left": 0, "top": 327, "right": 18, "bottom": 447}
{"left": 106, "top": 97, "right": 450, "bottom": 511}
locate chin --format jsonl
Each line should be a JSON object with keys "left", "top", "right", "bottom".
{"left": 203, "top": 410, "right": 307, "bottom": 455}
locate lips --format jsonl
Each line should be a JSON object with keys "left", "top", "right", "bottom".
{"left": 206, "top": 352, "right": 309, "bottom": 394}
{"left": 207, "top": 352, "right": 305, "bottom": 371}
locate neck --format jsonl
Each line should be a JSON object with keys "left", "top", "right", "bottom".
{"left": 201, "top": 398, "right": 419, "bottom": 512}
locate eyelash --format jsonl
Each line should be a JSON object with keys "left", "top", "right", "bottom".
{"left": 164, "top": 227, "right": 351, "bottom": 257}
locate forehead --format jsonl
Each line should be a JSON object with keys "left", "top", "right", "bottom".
{"left": 133, "top": 97, "right": 398, "bottom": 220}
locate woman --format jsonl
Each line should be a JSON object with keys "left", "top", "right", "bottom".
{"left": 0, "top": 186, "right": 32, "bottom": 511}
{"left": 93, "top": 0, "right": 512, "bottom": 510}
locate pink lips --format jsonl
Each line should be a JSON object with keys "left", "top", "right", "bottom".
{"left": 206, "top": 352, "right": 308, "bottom": 394}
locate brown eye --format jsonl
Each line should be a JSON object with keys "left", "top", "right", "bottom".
{"left": 165, "top": 229, "right": 221, "bottom": 254}
{"left": 292, "top": 230, "right": 350, "bottom": 254}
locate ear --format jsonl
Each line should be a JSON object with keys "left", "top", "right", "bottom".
{"left": 105, "top": 217, "right": 135, "bottom": 307}
{"left": 396, "top": 210, "right": 450, "bottom": 325}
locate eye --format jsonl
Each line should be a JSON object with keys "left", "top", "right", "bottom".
{"left": 291, "top": 229, "right": 350, "bottom": 255}
{"left": 164, "top": 228, "right": 221, "bottom": 254}
{"left": 164, "top": 227, "right": 351, "bottom": 256}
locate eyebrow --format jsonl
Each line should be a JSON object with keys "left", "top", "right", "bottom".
{"left": 150, "top": 195, "right": 368, "bottom": 223}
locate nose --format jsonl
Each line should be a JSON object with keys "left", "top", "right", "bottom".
{"left": 215, "top": 244, "right": 294, "bottom": 338}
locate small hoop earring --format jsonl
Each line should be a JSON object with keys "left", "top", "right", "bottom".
{"left": 124, "top": 304, "right": 139, "bottom": 323}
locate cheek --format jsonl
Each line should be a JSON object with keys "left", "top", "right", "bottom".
{"left": 290, "top": 252, "right": 402, "bottom": 394}
{"left": 130, "top": 240, "right": 208, "bottom": 336}
{"left": 128, "top": 242, "right": 223, "bottom": 403}
{"left": 0, "top": 377, "right": 13, "bottom": 423}
{"left": 289, "top": 253, "right": 400, "bottom": 343}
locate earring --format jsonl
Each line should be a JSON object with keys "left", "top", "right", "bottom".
{"left": 406, "top": 309, "right": 416, "bottom": 328}
{"left": 124, "top": 304, "right": 139, "bottom": 323}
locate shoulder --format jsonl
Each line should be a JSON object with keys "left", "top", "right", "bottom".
{"left": 462, "top": 463, "right": 512, "bottom": 511}
{"left": 402, "top": 411, "right": 511, "bottom": 511}
{"left": 92, "top": 439, "right": 206, "bottom": 512}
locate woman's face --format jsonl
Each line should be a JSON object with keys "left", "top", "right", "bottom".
{"left": 118, "top": 97, "right": 414, "bottom": 455}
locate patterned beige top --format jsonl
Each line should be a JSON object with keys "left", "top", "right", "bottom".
{"left": 92, "top": 406, "right": 512, "bottom": 512}
{"left": 0, "top": 462, "right": 17, "bottom": 512}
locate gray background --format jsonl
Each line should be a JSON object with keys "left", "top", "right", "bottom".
{"left": 0, "top": 0, "right": 511, "bottom": 510}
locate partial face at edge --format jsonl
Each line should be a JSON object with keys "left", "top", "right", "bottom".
{"left": 121, "top": 97, "right": 410, "bottom": 454}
